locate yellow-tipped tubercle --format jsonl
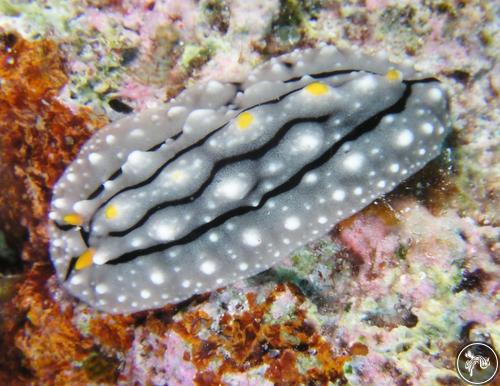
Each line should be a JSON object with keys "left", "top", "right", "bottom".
{"left": 75, "top": 248, "right": 95, "bottom": 270}
{"left": 237, "top": 111, "right": 254, "bottom": 130}
{"left": 305, "top": 82, "right": 329, "bottom": 96}
{"left": 63, "top": 213, "right": 83, "bottom": 226}
{"left": 385, "top": 69, "right": 403, "bottom": 82}
{"left": 105, "top": 204, "right": 118, "bottom": 220}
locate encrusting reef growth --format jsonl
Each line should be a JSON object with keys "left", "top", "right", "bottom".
{"left": 0, "top": 1, "right": 498, "bottom": 384}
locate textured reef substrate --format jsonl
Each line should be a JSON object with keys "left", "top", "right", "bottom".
{"left": 0, "top": 1, "right": 499, "bottom": 385}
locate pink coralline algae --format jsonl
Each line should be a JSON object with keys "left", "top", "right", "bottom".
{"left": 339, "top": 214, "right": 400, "bottom": 266}
{"left": 0, "top": 0, "right": 498, "bottom": 385}
{"left": 121, "top": 329, "right": 197, "bottom": 386}
{"left": 119, "top": 283, "right": 351, "bottom": 385}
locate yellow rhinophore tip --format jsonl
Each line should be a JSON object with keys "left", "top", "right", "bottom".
{"left": 75, "top": 248, "right": 95, "bottom": 270}
{"left": 305, "top": 82, "right": 329, "bottom": 96}
{"left": 63, "top": 213, "right": 83, "bottom": 226}
{"left": 385, "top": 69, "right": 402, "bottom": 82}
{"left": 236, "top": 111, "right": 254, "bottom": 130}
{"left": 105, "top": 204, "right": 118, "bottom": 220}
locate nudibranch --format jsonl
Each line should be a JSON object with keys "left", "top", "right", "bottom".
{"left": 49, "top": 45, "right": 451, "bottom": 313}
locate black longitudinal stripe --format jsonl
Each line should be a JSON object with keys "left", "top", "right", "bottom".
{"left": 88, "top": 74, "right": 436, "bottom": 202}
{"left": 89, "top": 124, "right": 225, "bottom": 226}
{"left": 54, "top": 222, "right": 89, "bottom": 253}
{"left": 60, "top": 229, "right": 90, "bottom": 281}
{"left": 147, "top": 143, "right": 163, "bottom": 152}
{"left": 55, "top": 74, "right": 437, "bottom": 237}
{"left": 108, "top": 169, "right": 122, "bottom": 181}
{"left": 53, "top": 221, "right": 89, "bottom": 248}
{"left": 108, "top": 115, "right": 331, "bottom": 238}
{"left": 106, "top": 74, "right": 426, "bottom": 237}
{"left": 64, "top": 257, "right": 78, "bottom": 281}
{"left": 80, "top": 228, "right": 90, "bottom": 246}
{"left": 86, "top": 131, "right": 183, "bottom": 200}
{"left": 89, "top": 82, "right": 327, "bottom": 229}
{"left": 61, "top": 77, "right": 440, "bottom": 280}
{"left": 63, "top": 229, "right": 90, "bottom": 281}
{"left": 83, "top": 69, "right": 364, "bottom": 204}
{"left": 106, "top": 79, "right": 420, "bottom": 266}
{"left": 87, "top": 185, "right": 105, "bottom": 200}
{"left": 54, "top": 222, "right": 76, "bottom": 231}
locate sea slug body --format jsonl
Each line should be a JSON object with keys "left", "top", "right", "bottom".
{"left": 48, "top": 45, "right": 451, "bottom": 313}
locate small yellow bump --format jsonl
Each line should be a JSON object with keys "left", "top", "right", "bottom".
{"left": 105, "top": 204, "right": 118, "bottom": 220}
{"left": 305, "top": 82, "right": 329, "bottom": 96}
{"left": 75, "top": 248, "right": 95, "bottom": 270}
{"left": 63, "top": 213, "right": 83, "bottom": 226}
{"left": 385, "top": 69, "right": 403, "bottom": 82}
{"left": 171, "top": 170, "right": 185, "bottom": 182}
{"left": 236, "top": 111, "right": 254, "bottom": 130}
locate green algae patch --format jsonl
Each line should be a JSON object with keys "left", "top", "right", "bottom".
{"left": 181, "top": 43, "right": 215, "bottom": 71}
{"left": 0, "top": 0, "right": 76, "bottom": 38}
